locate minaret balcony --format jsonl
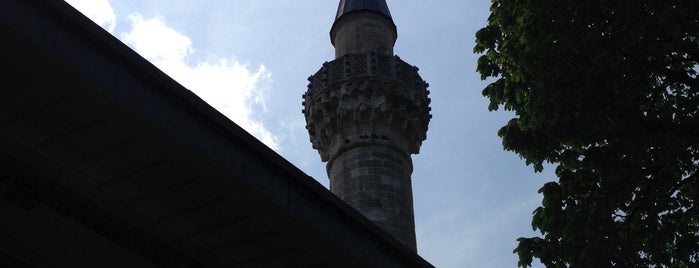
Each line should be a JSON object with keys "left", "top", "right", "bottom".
{"left": 303, "top": 53, "right": 431, "bottom": 163}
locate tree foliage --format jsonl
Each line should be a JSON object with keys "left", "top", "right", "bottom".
{"left": 475, "top": 0, "right": 699, "bottom": 266}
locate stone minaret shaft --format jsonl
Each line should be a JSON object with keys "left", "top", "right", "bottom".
{"left": 303, "top": 0, "right": 430, "bottom": 251}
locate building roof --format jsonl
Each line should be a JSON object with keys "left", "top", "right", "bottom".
{"left": 335, "top": 0, "right": 393, "bottom": 21}
{"left": 0, "top": 0, "right": 433, "bottom": 267}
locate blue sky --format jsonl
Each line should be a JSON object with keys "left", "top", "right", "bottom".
{"left": 65, "top": 1, "right": 551, "bottom": 267}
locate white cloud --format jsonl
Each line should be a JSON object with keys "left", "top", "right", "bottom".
{"left": 120, "top": 14, "right": 279, "bottom": 150}
{"left": 120, "top": 14, "right": 192, "bottom": 66}
{"left": 65, "top": 0, "right": 279, "bottom": 150}
{"left": 64, "top": 0, "right": 116, "bottom": 33}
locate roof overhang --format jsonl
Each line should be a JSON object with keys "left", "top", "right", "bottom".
{"left": 0, "top": 0, "right": 433, "bottom": 267}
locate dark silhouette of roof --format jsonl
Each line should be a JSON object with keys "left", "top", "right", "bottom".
{"left": 0, "top": 0, "right": 433, "bottom": 267}
{"left": 335, "top": 0, "right": 392, "bottom": 21}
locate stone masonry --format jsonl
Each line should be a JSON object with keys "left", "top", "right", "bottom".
{"left": 328, "top": 146, "right": 416, "bottom": 248}
{"left": 303, "top": 0, "right": 430, "bottom": 251}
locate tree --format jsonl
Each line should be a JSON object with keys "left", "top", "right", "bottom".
{"left": 474, "top": 0, "right": 699, "bottom": 267}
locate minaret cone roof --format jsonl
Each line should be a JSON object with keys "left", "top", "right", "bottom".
{"left": 335, "top": 0, "right": 393, "bottom": 21}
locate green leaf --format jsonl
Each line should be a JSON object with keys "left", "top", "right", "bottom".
{"left": 474, "top": 0, "right": 699, "bottom": 266}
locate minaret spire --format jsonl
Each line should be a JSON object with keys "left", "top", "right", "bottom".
{"left": 330, "top": 0, "right": 397, "bottom": 58}
{"left": 334, "top": 0, "right": 393, "bottom": 21}
{"left": 303, "top": 0, "right": 431, "bottom": 251}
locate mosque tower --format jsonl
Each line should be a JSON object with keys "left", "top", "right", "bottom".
{"left": 302, "top": 0, "right": 431, "bottom": 251}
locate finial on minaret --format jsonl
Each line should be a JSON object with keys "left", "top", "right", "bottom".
{"left": 303, "top": 0, "right": 431, "bottom": 251}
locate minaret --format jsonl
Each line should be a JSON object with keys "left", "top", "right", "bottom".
{"left": 302, "top": 0, "right": 430, "bottom": 251}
